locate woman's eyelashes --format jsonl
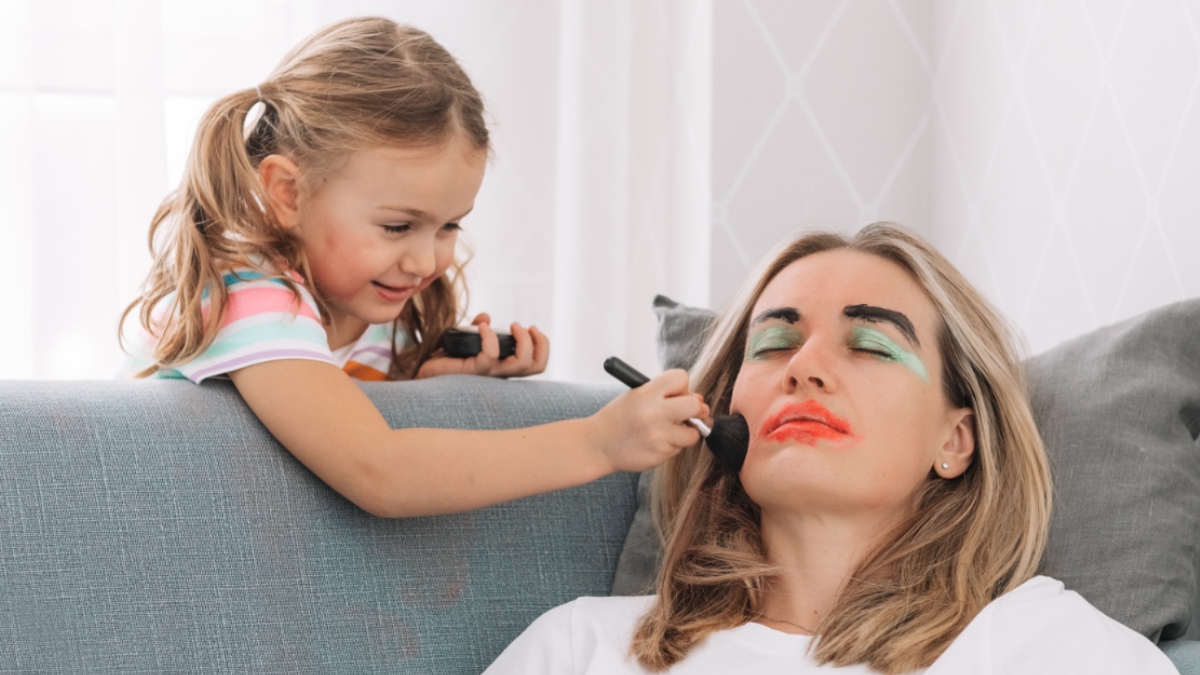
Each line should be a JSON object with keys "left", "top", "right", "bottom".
{"left": 745, "top": 325, "right": 803, "bottom": 360}
{"left": 849, "top": 327, "right": 901, "bottom": 360}
{"left": 850, "top": 326, "right": 930, "bottom": 382}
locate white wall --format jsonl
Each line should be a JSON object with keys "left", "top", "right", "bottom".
{"left": 712, "top": 0, "right": 1200, "bottom": 357}
{"left": 4, "top": 0, "right": 1197, "bottom": 379}
{"left": 710, "top": 0, "right": 931, "bottom": 310}
{"left": 930, "top": 0, "right": 1199, "bottom": 354}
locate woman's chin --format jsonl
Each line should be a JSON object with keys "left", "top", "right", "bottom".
{"left": 741, "top": 454, "right": 831, "bottom": 503}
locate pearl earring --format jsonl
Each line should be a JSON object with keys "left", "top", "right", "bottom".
{"left": 941, "top": 462, "right": 949, "bottom": 470}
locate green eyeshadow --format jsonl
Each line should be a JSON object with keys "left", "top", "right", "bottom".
{"left": 745, "top": 325, "right": 802, "bottom": 361}
{"left": 851, "top": 326, "right": 929, "bottom": 382}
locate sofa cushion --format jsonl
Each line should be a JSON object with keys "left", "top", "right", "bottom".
{"left": 1030, "top": 299, "right": 1200, "bottom": 642}
{"left": 612, "top": 296, "right": 1200, "bottom": 643}
{"left": 0, "top": 376, "right": 633, "bottom": 674}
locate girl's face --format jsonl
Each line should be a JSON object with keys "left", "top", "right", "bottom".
{"left": 289, "top": 140, "right": 486, "bottom": 348}
{"left": 730, "top": 249, "right": 974, "bottom": 520}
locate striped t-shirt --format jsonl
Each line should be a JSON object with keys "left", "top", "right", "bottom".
{"left": 124, "top": 270, "right": 402, "bottom": 382}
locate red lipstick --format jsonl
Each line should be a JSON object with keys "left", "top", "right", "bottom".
{"left": 760, "top": 401, "right": 855, "bottom": 445}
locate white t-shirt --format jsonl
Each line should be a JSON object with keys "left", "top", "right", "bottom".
{"left": 485, "top": 576, "right": 1179, "bottom": 674}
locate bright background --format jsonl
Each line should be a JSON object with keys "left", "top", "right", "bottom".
{"left": 1, "top": 0, "right": 1197, "bottom": 381}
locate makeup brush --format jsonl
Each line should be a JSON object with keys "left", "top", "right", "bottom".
{"left": 603, "top": 356, "right": 749, "bottom": 472}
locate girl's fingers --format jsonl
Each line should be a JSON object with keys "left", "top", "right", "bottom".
{"left": 642, "top": 369, "right": 691, "bottom": 398}
{"left": 668, "top": 423, "right": 704, "bottom": 448}
{"left": 663, "top": 394, "right": 707, "bottom": 425}
{"left": 473, "top": 322, "right": 500, "bottom": 372}
{"left": 491, "top": 323, "right": 532, "bottom": 377}
{"left": 508, "top": 322, "right": 533, "bottom": 365}
{"left": 472, "top": 312, "right": 491, "bottom": 327}
{"left": 528, "top": 325, "right": 550, "bottom": 374}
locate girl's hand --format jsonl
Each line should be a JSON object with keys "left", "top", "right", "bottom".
{"left": 417, "top": 314, "right": 550, "bottom": 380}
{"left": 588, "top": 369, "right": 710, "bottom": 473}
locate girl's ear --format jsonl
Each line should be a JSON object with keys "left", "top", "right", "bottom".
{"left": 935, "top": 408, "right": 975, "bottom": 479}
{"left": 257, "top": 154, "right": 303, "bottom": 230}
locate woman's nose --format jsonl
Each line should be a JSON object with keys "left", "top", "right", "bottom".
{"left": 782, "top": 340, "right": 831, "bottom": 393}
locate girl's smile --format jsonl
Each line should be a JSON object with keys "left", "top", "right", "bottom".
{"left": 371, "top": 280, "right": 419, "bottom": 304}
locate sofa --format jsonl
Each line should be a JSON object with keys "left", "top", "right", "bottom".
{"left": 3, "top": 295, "right": 1200, "bottom": 672}
{"left": 0, "top": 376, "right": 634, "bottom": 673}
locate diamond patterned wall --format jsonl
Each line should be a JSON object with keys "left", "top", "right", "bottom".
{"left": 713, "top": 0, "right": 1200, "bottom": 356}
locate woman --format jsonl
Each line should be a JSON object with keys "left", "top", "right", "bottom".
{"left": 486, "top": 224, "right": 1177, "bottom": 673}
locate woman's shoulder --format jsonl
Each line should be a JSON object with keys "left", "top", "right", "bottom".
{"left": 522, "top": 594, "right": 655, "bottom": 642}
{"left": 932, "top": 575, "right": 1178, "bottom": 673}
{"left": 485, "top": 596, "right": 654, "bottom": 674}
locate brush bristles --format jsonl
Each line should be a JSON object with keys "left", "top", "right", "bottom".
{"left": 705, "top": 413, "right": 749, "bottom": 471}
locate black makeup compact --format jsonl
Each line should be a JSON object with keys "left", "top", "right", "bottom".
{"left": 441, "top": 327, "right": 517, "bottom": 360}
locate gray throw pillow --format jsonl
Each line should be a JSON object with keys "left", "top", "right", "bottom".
{"left": 610, "top": 296, "right": 713, "bottom": 595}
{"left": 1031, "top": 298, "right": 1200, "bottom": 641}
{"left": 610, "top": 295, "right": 1200, "bottom": 644}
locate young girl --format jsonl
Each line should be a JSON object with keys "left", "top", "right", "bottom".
{"left": 121, "top": 17, "right": 707, "bottom": 518}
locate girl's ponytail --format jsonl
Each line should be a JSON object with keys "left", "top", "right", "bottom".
{"left": 122, "top": 87, "right": 304, "bottom": 375}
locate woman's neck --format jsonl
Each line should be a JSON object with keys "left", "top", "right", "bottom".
{"left": 756, "top": 509, "right": 899, "bottom": 634}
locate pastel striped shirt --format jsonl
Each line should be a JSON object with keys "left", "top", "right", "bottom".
{"left": 124, "top": 270, "right": 403, "bottom": 382}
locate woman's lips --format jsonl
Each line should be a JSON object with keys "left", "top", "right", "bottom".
{"left": 760, "top": 400, "right": 856, "bottom": 445}
{"left": 372, "top": 281, "right": 416, "bottom": 303}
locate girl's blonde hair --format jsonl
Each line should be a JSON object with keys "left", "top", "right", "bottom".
{"left": 632, "top": 223, "right": 1052, "bottom": 673}
{"left": 122, "top": 17, "right": 489, "bottom": 379}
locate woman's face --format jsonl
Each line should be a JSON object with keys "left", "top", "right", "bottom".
{"left": 731, "top": 249, "right": 973, "bottom": 518}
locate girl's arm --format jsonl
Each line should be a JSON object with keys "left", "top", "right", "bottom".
{"left": 229, "top": 359, "right": 706, "bottom": 517}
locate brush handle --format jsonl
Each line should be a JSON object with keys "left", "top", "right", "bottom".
{"left": 603, "top": 357, "right": 650, "bottom": 388}
{"left": 603, "top": 356, "right": 710, "bottom": 436}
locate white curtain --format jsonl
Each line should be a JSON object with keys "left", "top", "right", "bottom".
{"left": 0, "top": 0, "right": 712, "bottom": 381}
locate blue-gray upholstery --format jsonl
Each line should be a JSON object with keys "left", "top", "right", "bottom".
{"left": 0, "top": 376, "right": 631, "bottom": 674}
{"left": 3, "top": 371, "right": 1197, "bottom": 673}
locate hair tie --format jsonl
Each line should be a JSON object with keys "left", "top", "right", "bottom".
{"left": 244, "top": 88, "right": 268, "bottom": 140}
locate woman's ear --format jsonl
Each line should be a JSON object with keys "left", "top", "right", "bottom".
{"left": 257, "top": 154, "right": 302, "bottom": 230}
{"left": 935, "top": 408, "right": 975, "bottom": 479}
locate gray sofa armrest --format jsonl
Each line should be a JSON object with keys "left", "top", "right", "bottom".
{"left": 0, "top": 376, "right": 632, "bottom": 674}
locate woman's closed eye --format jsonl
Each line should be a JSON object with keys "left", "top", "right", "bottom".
{"left": 850, "top": 328, "right": 902, "bottom": 360}
{"left": 381, "top": 223, "right": 412, "bottom": 234}
{"left": 848, "top": 326, "right": 930, "bottom": 381}
{"left": 441, "top": 222, "right": 462, "bottom": 232}
{"left": 850, "top": 337, "right": 898, "bottom": 360}
{"left": 745, "top": 326, "right": 803, "bottom": 361}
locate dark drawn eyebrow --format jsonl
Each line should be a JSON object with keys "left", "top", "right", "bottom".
{"left": 750, "top": 307, "right": 801, "bottom": 327}
{"left": 843, "top": 304, "right": 920, "bottom": 347}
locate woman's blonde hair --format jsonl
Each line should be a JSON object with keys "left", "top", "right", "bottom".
{"left": 122, "top": 17, "right": 488, "bottom": 379}
{"left": 632, "top": 223, "right": 1052, "bottom": 673}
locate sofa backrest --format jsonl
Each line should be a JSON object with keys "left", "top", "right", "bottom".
{"left": 0, "top": 376, "right": 633, "bottom": 674}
